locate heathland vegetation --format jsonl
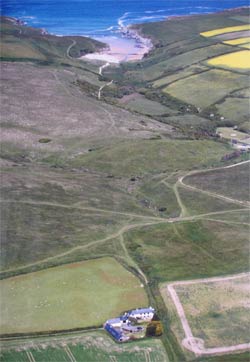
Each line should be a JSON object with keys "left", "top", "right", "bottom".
{"left": 0, "top": 7, "right": 249, "bottom": 362}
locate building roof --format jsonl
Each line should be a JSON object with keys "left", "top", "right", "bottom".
{"left": 104, "top": 323, "right": 123, "bottom": 341}
{"left": 128, "top": 307, "right": 155, "bottom": 316}
{"left": 107, "top": 318, "right": 122, "bottom": 325}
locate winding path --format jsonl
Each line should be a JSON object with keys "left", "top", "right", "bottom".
{"left": 97, "top": 62, "right": 114, "bottom": 99}
{"left": 66, "top": 40, "right": 77, "bottom": 59}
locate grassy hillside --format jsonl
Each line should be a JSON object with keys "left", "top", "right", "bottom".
{"left": 0, "top": 16, "right": 105, "bottom": 64}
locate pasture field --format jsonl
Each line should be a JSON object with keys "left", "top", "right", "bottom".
{"left": 177, "top": 186, "right": 243, "bottom": 216}
{"left": 0, "top": 257, "right": 147, "bottom": 334}
{"left": 73, "top": 139, "right": 230, "bottom": 177}
{"left": 206, "top": 209, "right": 250, "bottom": 224}
{"left": 223, "top": 37, "right": 250, "bottom": 45}
{"left": 216, "top": 127, "right": 250, "bottom": 142}
{"left": 215, "top": 97, "right": 249, "bottom": 126}
{"left": 0, "top": 331, "right": 169, "bottom": 362}
{"left": 134, "top": 44, "right": 232, "bottom": 81}
{"left": 124, "top": 220, "right": 249, "bottom": 282}
{"left": 206, "top": 50, "right": 250, "bottom": 72}
{"left": 184, "top": 162, "right": 250, "bottom": 203}
{"left": 122, "top": 95, "right": 174, "bottom": 116}
{"left": 163, "top": 69, "right": 248, "bottom": 109}
{"left": 152, "top": 65, "right": 208, "bottom": 88}
{"left": 200, "top": 24, "right": 250, "bottom": 37}
{"left": 161, "top": 274, "right": 250, "bottom": 349}
{"left": 239, "top": 43, "right": 250, "bottom": 49}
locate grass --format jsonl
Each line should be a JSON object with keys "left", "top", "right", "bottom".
{"left": 163, "top": 69, "right": 249, "bottom": 109}
{"left": 0, "top": 16, "right": 105, "bottom": 64}
{"left": 134, "top": 44, "right": 233, "bottom": 81}
{"left": 0, "top": 40, "right": 46, "bottom": 60}
{"left": 215, "top": 97, "right": 250, "bottom": 125}
{"left": 200, "top": 24, "right": 250, "bottom": 37}
{"left": 124, "top": 220, "right": 250, "bottom": 282}
{"left": 0, "top": 257, "right": 148, "bottom": 334}
{"left": 0, "top": 331, "right": 169, "bottom": 362}
{"left": 123, "top": 96, "right": 174, "bottom": 116}
{"left": 177, "top": 186, "right": 243, "bottom": 216}
{"left": 206, "top": 50, "right": 250, "bottom": 71}
{"left": 152, "top": 65, "right": 208, "bottom": 88}
{"left": 239, "top": 43, "right": 250, "bottom": 49}
{"left": 169, "top": 275, "right": 250, "bottom": 348}
{"left": 72, "top": 139, "right": 230, "bottom": 177}
{"left": 206, "top": 209, "right": 250, "bottom": 224}
{"left": 0, "top": 201, "right": 140, "bottom": 269}
{"left": 184, "top": 162, "right": 250, "bottom": 202}
{"left": 216, "top": 127, "right": 249, "bottom": 141}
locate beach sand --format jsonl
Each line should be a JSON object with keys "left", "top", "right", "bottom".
{"left": 82, "top": 30, "right": 152, "bottom": 64}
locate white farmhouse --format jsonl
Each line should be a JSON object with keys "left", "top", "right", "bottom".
{"left": 126, "top": 306, "right": 155, "bottom": 322}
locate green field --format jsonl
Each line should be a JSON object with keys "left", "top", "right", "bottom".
{"left": 72, "top": 139, "right": 230, "bottom": 177}
{"left": 122, "top": 95, "right": 175, "bottom": 116}
{"left": 124, "top": 220, "right": 250, "bottom": 282}
{"left": 215, "top": 98, "right": 250, "bottom": 126}
{"left": 163, "top": 69, "right": 249, "bottom": 109}
{"left": 152, "top": 65, "right": 208, "bottom": 88}
{"left": 185, "top": 162, "right": 250, "bottom": 202}
{"left": 0, "top": 257, "right": 147, "bottom": 334}
{"left": 0, "top": 331, "right": 169, "bottom": 362}
{"left": 177, "top": 186, "right": 243, "bottom": 216}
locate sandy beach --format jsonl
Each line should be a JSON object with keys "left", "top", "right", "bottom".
{"left": 82, "top": 28, "right": 153, "bottom": 64}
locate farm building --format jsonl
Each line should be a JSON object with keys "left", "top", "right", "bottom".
{"left": 104, "top": 306, "right": 155, "bottom": 342}
{"left": 126, "top": 306, "right": 155, "bottom": 321}
{"left": 104, "top": 323, "right": 129, "bottom": 342}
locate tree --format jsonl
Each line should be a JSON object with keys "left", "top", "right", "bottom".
{"left": 146, "top": 321, "right": 163, "bottom": 337}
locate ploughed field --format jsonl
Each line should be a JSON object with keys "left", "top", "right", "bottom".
{"left": 0, "top": 331, "right": 168, "bottom": 362}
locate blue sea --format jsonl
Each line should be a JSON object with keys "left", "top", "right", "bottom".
{"left": 1, "top": 0, "right": 249, "bottom": 38}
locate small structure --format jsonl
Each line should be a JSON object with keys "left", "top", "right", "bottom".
{"left": 104, "top": 306, "right": 155, "bottom": 343}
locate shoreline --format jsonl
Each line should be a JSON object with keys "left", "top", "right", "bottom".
{"left": 3, "top": 6, "right": 248, "bottom": 65}
{"left": 82, "top": 26, "right": 153, "bottom": 64}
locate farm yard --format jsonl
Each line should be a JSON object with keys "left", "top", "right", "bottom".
{"left": 0, "top": 258, "right": 148, "bottom": 334}
{"left": 160, "top": 273, "right": 250, "bottom": 354}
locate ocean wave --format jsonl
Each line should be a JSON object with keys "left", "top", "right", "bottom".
{"left": 20, "top": 15, "right": 37, "bottom": 20}
{"left": 132, "top": 15, "right": 166, "bottom": 22}
{"left": 144, "top": 9, "right": 166, "bottom": 14}
{"left": 118, "top": 12, "right": 130, "bottom": 28}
